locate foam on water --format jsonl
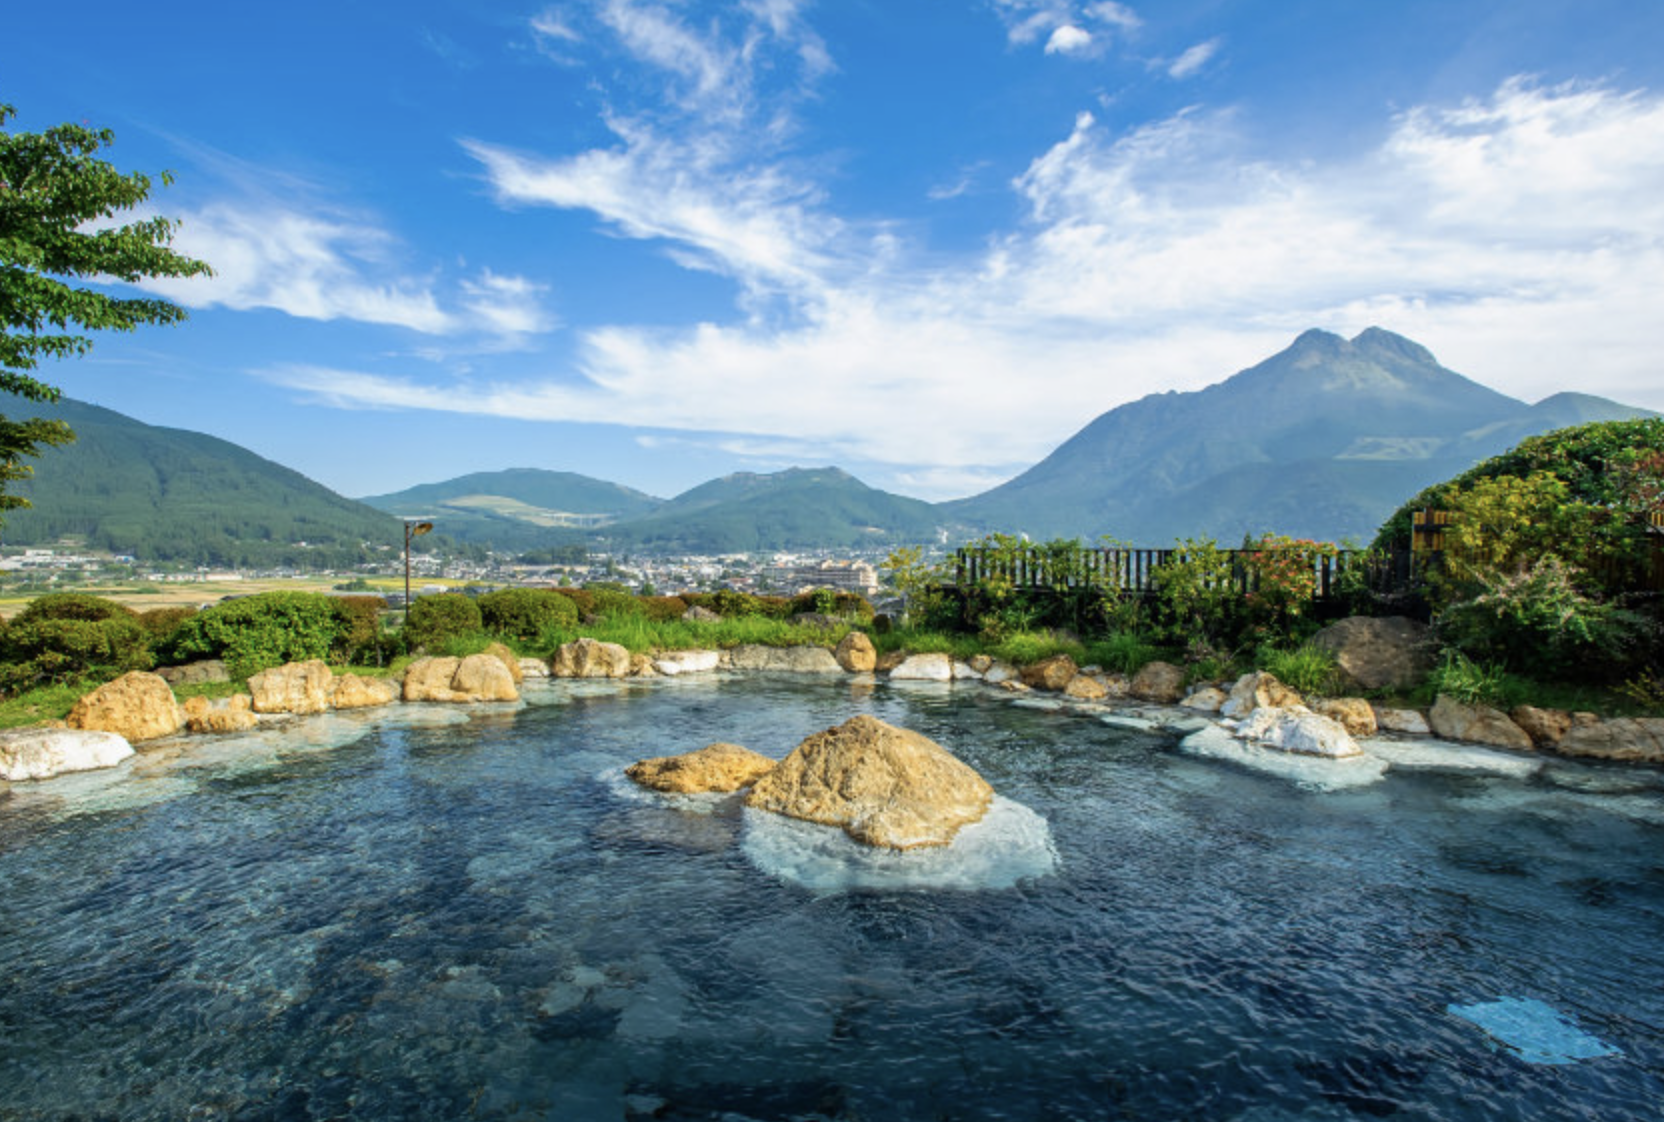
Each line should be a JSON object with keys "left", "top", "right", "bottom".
{"left": 1363, "top": 736, "right": 1541, "bottom": 779}
{"left": 739, "top": 795, "right": 1059, "bottom": 892}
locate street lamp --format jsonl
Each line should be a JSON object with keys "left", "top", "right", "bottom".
{"left": 403, "top": 518, "right": 434, "bottom": 623}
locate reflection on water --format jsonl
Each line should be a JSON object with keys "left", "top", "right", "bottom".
{"left": 1, "top": 676, "right": 1661, "bottom": 1120}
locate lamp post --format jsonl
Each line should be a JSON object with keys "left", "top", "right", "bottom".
{"left": 403, "top": 518, "right": 434, "bottom": 624}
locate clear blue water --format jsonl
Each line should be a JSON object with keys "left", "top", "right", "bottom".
{"left": 2, "top": 676, "right": 1662, "bottom": 1121}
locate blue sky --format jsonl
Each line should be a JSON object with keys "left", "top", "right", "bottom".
{"left": 6, "top": 0, "right": 1664, "bottom": 503}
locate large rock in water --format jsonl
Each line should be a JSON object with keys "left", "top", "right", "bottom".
{"left": 626, "top": 742, "right": 777, "bottom": 793}
{"left": 248, "top": 660, "right": 333, "bottom": 715}
{"left": 403, "top": 655, "right": 520, "bottom": 702}
{"left": 0, "top": 728, "right": 133, "bottom": 781}
{"left": 551, "top": 637, "right": 633, "bottom": 679}
{"left": 745, "top": 715, "right": 994, "bottom": 849}
{"left": 67, "top": 671, "right": 182, "bottom": 742}
{"left": 723, "top": 645, "right": 844, "bottom": 674}
{"left": 834, "top": 631, "right": 878, "bottom": 673}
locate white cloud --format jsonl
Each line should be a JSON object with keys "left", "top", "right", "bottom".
{"left": 303, "top": 78, "right": 1664, "bottom": 499}
{"left": 1167, "top": 37, "right": 1220, "bottom": 79}
{"left": 1045, "top": 26, "right": 1093, "bottom": 55}
{"left": 140, "top": 202, "right": 555, "bottom": 344}
{"left": 995, "top": 1, "right": 1140, "bottom": 51}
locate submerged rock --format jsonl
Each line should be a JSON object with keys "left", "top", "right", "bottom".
{"left": 0, "top": 728, "right": 134, "bottom": 781}
{"left": 1233, "top": 706, "right": 1363, "bottom": 758}
{"left": 626, "top": 742, "right": 777, "bottom": 793}
{"left": 745, "top": 714, "right": 994, "bottom": 849}
{"left": 67, "top": 671, "right": 183, "bottom": 742}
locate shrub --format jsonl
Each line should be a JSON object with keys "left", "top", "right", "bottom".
{"left": 553, "top": 587, "right": 594, "bottom": 620}
{"left": 404, "top": 593, "right": 484, "bottom": 653}
{"left": 478, "top": 588, "right": 579, "bottom": 641}
{"left": 332, "top": 595, "right": 392, "bottom": 664}
{"left": 2, "top": 595, "right": 153, "bottom": 688}
{"left": 138, "top": 606, "right": 198, "bottom": 640}
{"left": 787, "top": 589, "right": 875, "bottom": 620}
{"left": 1425, "top": 649, "right": 1524, "bottom": 709}
{"left": 1256, "top": 643, "right": 1340, "bottom": 695}
{"left": 640, "top": 595, "right": 689, "bottom": 622}
{"left": 585, "top": 587, "right": 644, "bottom": 620}
{"left": 1149, "top": 538, "right": 1244, "bottom": 648}
{"left": 1086, "top": 631, "right": 1161, "bottom": 676}
{"left": 162, "top": 592, "right": 346, "bottom": 679}
{"left": 1434, "top": 556, "right": 1650, "bottom": 681}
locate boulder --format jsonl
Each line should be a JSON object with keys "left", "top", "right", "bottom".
{"left": 67, "top": 671, "right": 183, "bottom": 742}
{"left": 834, "top": 631, "right": 878, "bottom": 673}
{"left": 1311, "top": 697, "right": 1378, "bottom": 738}
{"left": 248, "top": 660, "right": 333, "bottom": 715}
{"left": 1020, "top": 655, "right": 1078, "bottom": 692}
{"left": 889, "top": 652, "right": 953, "bottom": 681}
{"left": 723, "top": 645, "right": 844, "bottom": 674}
{"left": 630, "top": 653, "right": 658, "bottom": 677}
{"left": 1182, "top": 686, "right": 1228, "bottom": 713}
{"left": 1553, "top": 718, "right": 1664, "bottom": 763}
{"left": 484, "top": 642, "right": 524, "bottom": 685}
{"left": 0, "top": 728, "right": 133, "bottom": 781}
{"left": 1234, "top": 706, "right": 1363, "bottom": 758}
{"left": 653, "top": 649, "right": 722, "bottom": 676}
{"left": 519, "top": 658, "right": 550, "bottom": 679}
{"left": 967, "top": 655, "right": 994, "bottom": 674}
{"left": 328, "top": 674, "right": 399, "bottom": 710}
{"left": 1310, "top": 616, "right": 1433, "bottom": 691}
{"left": 682, "top": 605, "right": 722, "bottom": 623}
{"left": 403, "top": 655, "right": 520, "bottom": 702}
{"left": 1128, "top": 661, "right": 1186, "bottom": 704}
{"left": 951, "top": 660, "right": 985, "bottom": 681}
{"left": 626, "top": 742, "right": 778, "bottom": 793}
{"left": 156, "top": 660, "right": 231, "bottom": 686}
{"left": 182, "top": 694, "right": 260, "bottom": 734}
{"left": 551, "top": 637, "right": 633, "bottom": 679}
{"left": 745, "top": 715, "right": 994, "bottom": 849}
{"left": 1510, "top": 706, "right": 1576, "bottom": 749}
{"left": 1373, "top": 706, "right": 1431, "bottom": 735}
{"left": 1428, "top": 696, "right": 1533, "bottom": 752}
{"left": 981, "top": 661, "right": 1019, "bottom": 685}
{"left": 1220, "top": 671, "right": 1304, "bottom": 719}
{"left": 1063, "top": 674, "right": 1109, "bottom": 701}
{"left": 875, "top": 650, "right": 908, "bottom": 674}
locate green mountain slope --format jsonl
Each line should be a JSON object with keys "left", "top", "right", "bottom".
{"left": 359, "top": 469, "right": 664, "bottom": 550}
{"left": 3, "top": 398, "right": 402, "bottom": 566}
{"left": 596, "top": 467, "right": 946, "bottom": 553}
{"left": 944, "top": 327, "right": 1657, "bottom": 544}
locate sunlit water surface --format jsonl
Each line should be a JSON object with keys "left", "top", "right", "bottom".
{"left": 2, "top": 677, "right": 1662, "bottom": 1121}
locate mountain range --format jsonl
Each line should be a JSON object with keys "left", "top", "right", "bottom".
{"left": 4, "top": 328, "right": 1654, "bottom": 560}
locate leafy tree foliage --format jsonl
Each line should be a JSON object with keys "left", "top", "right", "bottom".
{"left": 0, "top": 592, "right": 151, "bottom": 689}
{"left": 404, "top": 593, "right": 483, "bottom": 653}
{"left": 164, "top": 593, "right": 354, "bottom": 679}
{"left": 477, "top": 588, "right": 579, "bottom": 642}
{"left": 0, "top": 102, "right": 211, "bottom": 520}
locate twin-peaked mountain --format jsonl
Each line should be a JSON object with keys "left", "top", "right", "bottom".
{"left": 6, "top": 328, "right": 1654, "bottom": 560}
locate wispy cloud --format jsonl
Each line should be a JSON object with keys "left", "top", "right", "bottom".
{"left": 1167, "top": 37, "right": 1220, "bottom": 79}
{"left": 995, "top": 0, "right": 1140, "bottom": 53}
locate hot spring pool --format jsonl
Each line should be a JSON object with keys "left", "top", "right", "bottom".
{"left": 2, "top": 676, "right": 1661, "bottom": 1120}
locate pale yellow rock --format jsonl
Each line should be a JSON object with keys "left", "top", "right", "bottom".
{"left": 329, "top": 674, "right": 399, "bottom": 710}
{"left": 403, "top": 655, "right": 520, "bottom": 702}
{"left": 1219, "top": 671, "right": 1304, "bottom": 719}
{"left": 183, "top": 693, "right": 259, "bottom": 734}
{"left": 745, "top": 714, "right": 994, "bottom": 849}
{"left": 67, "top": 671, "right": 183, "bottom": 743}
{"left": 1129, "top": 661, "right": 1186, "bottom": 704}
{"left": 484, "top": 642, "right": 524, "bottom": 685}
{"left": 875, "top": 650, "right": 908, "bottom": 674}
{"left": 248, "top": 660, "right": 333, "bottom": 715}
{"left": 551, "top": 637, "right": 633, "bottom": 679}
{"left": 1020, "top": 654, "right": 1078, "bottom": 692}
{"left": 626, "top": 742, "right": 777, "bottom": 793}
{"left": 1063, "top": 674, "right": 1109, "bottom": 701}
{"left": 1429, "top": 695, "right": 1533, "bottom": 752}
{"left": 834, "top": 631, "right": 878, "bottom": 673}
{"left": 1312, "top": 697, "right": 1378, "bottom": 738}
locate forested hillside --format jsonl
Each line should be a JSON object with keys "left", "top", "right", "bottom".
{"left": 4, "top": 399, "right": 402, "bottom": 567}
